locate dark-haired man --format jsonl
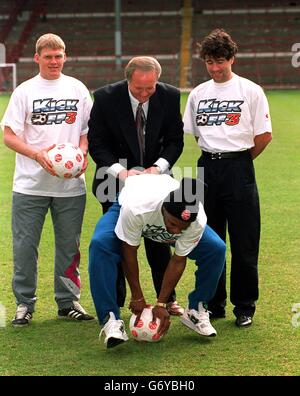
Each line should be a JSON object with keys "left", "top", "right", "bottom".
{"left": 89, "top": 174, "right": 225, "bottom": 348}
{"left": 183, "top": 29, "right": 272, "bottom": 327}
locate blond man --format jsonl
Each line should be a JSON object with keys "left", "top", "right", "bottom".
{"left": 1, "top": 33, "right": 94, "bottom": 326}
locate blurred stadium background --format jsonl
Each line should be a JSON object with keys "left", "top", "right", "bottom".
{"left": 0, "top": 0, "right": 300, "bottom": 92}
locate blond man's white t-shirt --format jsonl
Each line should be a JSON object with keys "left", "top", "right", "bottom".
{"left": 1, "top": 73, "right": 93, "bottom": 197}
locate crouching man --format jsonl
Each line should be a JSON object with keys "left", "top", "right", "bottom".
{"left": 89, "top": 174, "right": 225, "bottom": 348}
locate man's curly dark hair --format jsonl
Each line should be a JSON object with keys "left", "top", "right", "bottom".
{"left": 198, "top": 28, "right": 238, "bottom": 60}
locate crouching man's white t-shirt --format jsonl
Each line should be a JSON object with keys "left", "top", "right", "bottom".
{"left": 115, "top": 174, "right": 207, "bottom": 257}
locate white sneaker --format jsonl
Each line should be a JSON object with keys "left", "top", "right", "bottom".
{"left": 181, "top": 302, "right": 217, "bottom": 337}
{"left": 99, "top": 312, "right": 129, "bottom": 348}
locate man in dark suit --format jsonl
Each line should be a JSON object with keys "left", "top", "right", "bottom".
{"left": 88, "top": 56, "right": 184, "bottom": 315}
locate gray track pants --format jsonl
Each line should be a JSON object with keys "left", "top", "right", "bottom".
{"left": 12, "top": 192, "right": 86, "bottom": 311}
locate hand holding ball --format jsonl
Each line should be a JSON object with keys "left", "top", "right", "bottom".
{"left": 48, "top": 143, "right": 84, "bottom": 178}
{"left": 129, "top": 305, "right": 163, "bottom": 342}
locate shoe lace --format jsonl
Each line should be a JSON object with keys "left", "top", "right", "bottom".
{"left": 197, "top": 306, "right": 212, "bottom": 327}
{"left": 198, "top": 311, "right": 210, "bottom": 326}
{"left": 15, "top": 305, "right": 28, "bottom": 319}
{"left": 72, "top": 301, "right": 87, "bottom": 315}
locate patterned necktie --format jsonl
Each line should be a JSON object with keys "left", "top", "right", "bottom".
{"left": 135, "top": 103, "right": 146, "bottom": 166}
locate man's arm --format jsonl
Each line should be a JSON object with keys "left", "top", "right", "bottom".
{"left": 155, "top": 87, "right": 184, "bottom": 168}
{"left": 79, "top": 133, "right": 88, "bottom": 157}
{"left": 152, "top": 253, "right": 187, "bottom": 335}
{"left": 121, "top": 242, "right": 146, "bottom": 316}
{"left": 88, "top": 92, "right": 120, "bottom": 168}
{"left": 250, "top": 132, "right": 272, "bottom": 159}
{"left": 4, "top": 126, "right": 39, "bottom": 160}
{"left": 88, "top": 91, "right": 143, "bottom": 182}
{"left": 3, "top": 126, "right": 56, "bottom": 175}
{"left": 76, "top": 134, "right": 88, "bottom": 177}
{"left": 156, "top": 253, "right": 186, "bottom": 303}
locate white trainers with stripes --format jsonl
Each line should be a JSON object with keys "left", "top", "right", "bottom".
{"left": 12, "top": 304, "right": 33, "bottom": 327}
{"left": 58, "top": 301, "right": 95, "bottom": 321}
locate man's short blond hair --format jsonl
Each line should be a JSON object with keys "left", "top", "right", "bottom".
{"left": 35, "top": 33, "right": 65, "bottom": 55}
{"left": 125, "top": 56, "right": 162, "bottom": 81}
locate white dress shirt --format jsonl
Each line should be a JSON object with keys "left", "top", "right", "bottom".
{"left": 107, "top": 87, "right": 170, "bottom": 178}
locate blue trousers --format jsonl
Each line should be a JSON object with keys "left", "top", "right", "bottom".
{"left": 89, "top": 201, "right": 225, "bottom": 324}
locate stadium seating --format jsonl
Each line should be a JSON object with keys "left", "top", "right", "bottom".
{"left": 191, "top": 0, "right": 300, "bottom": 88}
{"left": 2, "top": 0, "right": 182, "bottom": 89}
{"left": 1, "top": 0, "right": 300, "bottom": 91}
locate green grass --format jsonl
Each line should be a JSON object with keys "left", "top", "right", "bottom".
{"left": 0, "top": 91, "right": 300, "bottom": 376}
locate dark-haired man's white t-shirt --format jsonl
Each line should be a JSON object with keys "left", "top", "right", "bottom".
{"left": 183, "top": 73, "right": 272, "bottom": 152}
{"left": 114, "top": 174, "right": 206, "bottom": 257}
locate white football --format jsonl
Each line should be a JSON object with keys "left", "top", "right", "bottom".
{"left": 48, "top": 143, "right": 84, "bottom": 179}
{"left": 129, "top": 305, "right": 163, "bottom": 342}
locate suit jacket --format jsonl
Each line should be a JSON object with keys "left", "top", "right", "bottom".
{"left": 88, "top": 80, "right": 184, "bottom": 201}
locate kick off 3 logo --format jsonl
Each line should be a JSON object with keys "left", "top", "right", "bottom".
{"left": 291, "top": 43, "right": 300, "bottom": 67}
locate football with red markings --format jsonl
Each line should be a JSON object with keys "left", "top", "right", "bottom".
{"left": 48, "top": 143, "right": 84, "bottom": 179}
{"left": 129, "top": 305, "right": 163, "bottom": 342}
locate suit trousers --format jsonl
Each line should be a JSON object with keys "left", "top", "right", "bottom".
{"left": 101, "top": 201, "right": 175, "bottom": 306}
{"left": 198, "top": 152, "right": 260, "bottom": 317}
{"left": 89, "top": 200, "right": 226, "bottom": 323}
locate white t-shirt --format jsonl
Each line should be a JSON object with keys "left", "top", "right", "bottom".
{"left": 1, "top": 73, "right": 93, "bottom": 197}
{"left": 115, "top": 174, "right": 207, "bottom": 257}
{"left": 183, "top": 73, "right": 272, "bottom": 153}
